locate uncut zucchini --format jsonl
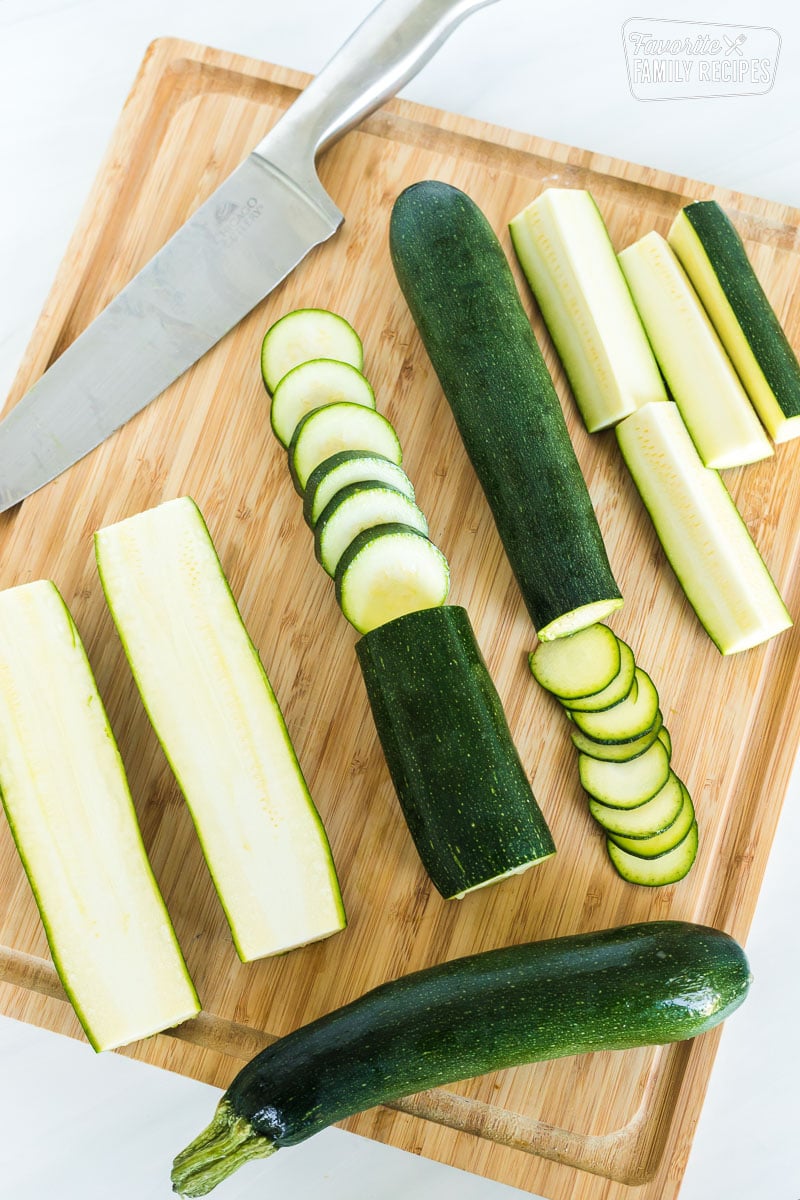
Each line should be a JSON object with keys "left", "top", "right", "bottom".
{"left": 95, "top": 497, "right": 346, "bottom": 962}
{"left": 172, "top": 920, "right": 750, "bottom": 1197}
{"left": 509, "top": 188, "right": 668, "bottom": 431}
{"left": 0, "top": 580, "right": 199, "bottom": 1052}
{"left": 356, "top": 605, "right": 555, "bottom": 899}
{"left": 617, "top": 401, "right": 792, "bottom": 654}
{"left": 390, "top": 180, "right": 623, "bottom": 641}
{"left": 669, "top": 201, "right": 800, "bottom": 443}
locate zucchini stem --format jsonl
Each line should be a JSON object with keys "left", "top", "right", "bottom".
{"left": 171, "top": 1099, "right": 275, "bottom": 1196}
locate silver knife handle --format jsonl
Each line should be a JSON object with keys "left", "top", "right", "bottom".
{"left": 255, "top": 0, "right": 499, "bottom": 167}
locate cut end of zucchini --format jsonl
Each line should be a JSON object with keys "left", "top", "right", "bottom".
{"left": 336, "top": 523, "right": 450, "bottom": 634}
{"left": 261, "top": 309, "right": 363, "bottom": 394}
{"left": 536, "top": 598, "right": 624, "bottom": 642}
{"left": 449, "top": 851, "right": 556, "bottom": 900}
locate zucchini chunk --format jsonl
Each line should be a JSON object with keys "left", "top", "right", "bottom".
{"left": 571, "top": 667, "right": 659, "bottom": 742}
{"left": 563, "top": 639, "right": 636, "bottom": 713}
{"left": 95, "top": 497, "right": 346, "bottom": 962}
{"left": 617, "top": 401, "right": 792, "bottom": 654}
{"left": 356, "top": 605, "right": 556, "bottom": 900}
{"left": 289, "top": 402, "right": 402, "bottom": 493}
{"left": 303, "top": 450, "right": 415, "bottom": 528}
{"left": 579, "top": 738, "right": 670, "bottom": 809}
{"left": 669, "top": 201, "right": 800, "bottom": 443}
{"left": 570, "top": 712, "right": 663, "bottom": 762}
{"left": 589, "top": 771, "right": 684, "bottom": 838}
{"left": 173, "top": 921, "right": 749, "bottom": 1196}
{"left": 314, "top": 481, "right": 428, "bottom": 578}
{"left": 528, "top": 622, "right": 620, "bottom": 699}
{"left": 509, "top": 188, "right": 667, "bottom": 431}
{"left": 270, "top": 359, "right": 375, "bottom": 448}
{"left": 335, "top": 523, "right": 450, "bottom": 634}
{"left": 261, "top": 308, "right": 362, "bottom": 393}
{"left": 619, "top": 231, "right": 773, "bottom": 468}
{"left": 607, "top": 821, "right": 698, "bottom": 885}
{"left": 0, "top": 580, "right": 199, "bottom": 1051}
{"left": 390, "top": 180, "right": 623, "bottom": 641}
{"left": 609, "top": 783, "right": 695, "bottom": 858}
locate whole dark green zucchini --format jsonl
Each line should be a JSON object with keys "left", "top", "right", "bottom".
{"left": 172, "top": 920, "right": 750, "bottom": 1196}
{"left": 356, "top": 605, "right": 555, "bottom": 898}
{"left": 389, "top": 180, "right": 623, "bottom": 641}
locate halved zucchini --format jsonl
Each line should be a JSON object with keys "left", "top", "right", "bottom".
{"left": 607, "top": 820, "right": 698, "bottom": 885}
{"left": 616, "top": 401, "right": 792, "bottom": 654}
{"left": 618, "top": 231, "right": 773, "bottom": 468}
{"left": 509, "top": 188, "right": 667, "bottom": 431}
{"left": 528, "top": 623, "right": 620, "bottom": 699}
{"left": 335, "top": 523, "right": 450, "bottom": 634}
{"left": 609, "top": 783, "right": 695, "bottom": 858}
{"left": 570, "top": 711, "right": 663, "bottom": 762}
{"left": 261, "top": 309, "right": 363, "bottom": 393}
{"left": 303, "top": 451, "right": 414, "bottom": 528}
{"left": 270, "top": 360, "right": 375, "bottom": 448}
{"left": 588, "top": 771, "right": 684, "bottom": 838}
{"left": 0, "top": 580, "right": 199, "bottom": 1051}
{"left": 289, "top": 403, "right": 402, "bottom": 493}
{"left": 669, "top": 201, "right": 800, "bottom": 443}
{"left": 563, "top": 639, "right": 636, "bottom": 713}
{"left": 314, "top": 482, "right": 428, "bottom": 578}
{"left": 571, "top": 667, "right": 659, "bottom": 742}
{"left": 579, "top": 738, "right": 670, "bottom": 809}
{"left": 95, "top": 497, "right": 346, "bottom": 962}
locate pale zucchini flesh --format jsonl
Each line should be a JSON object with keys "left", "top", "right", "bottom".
{"left": 0, "top": 581, "right": 199, "bottom": 1051}
{"left": 95, "top": 497, "right": 346, "bottom": 962}
{"left": 616, "top": 401, "right": 792, "bottom": 654}
{"left": 563, "top": 639, "right": 636, "bottom": 713}
{"left": 618, "top": 231, "right": 773, "bottom": 468}
{"left": 270, "top": 359, "right": 375, "bottom": 449}
{"left": 579, "top": 738, "right": 670, "bottom": 809}
{"left": 335, "top": 523, "right": 450, "bottom": 635}
{"left": 509, "top": 188, "right": 667, "bottom": 432}
{"left": 304, "top": 451, "right": 415, "bottom": 528}
{"left": 261, "top": 309, "right": 363, "bottom": 394}
{"left": 571, "top": 667, "right": 659, "bottom": 742}
{"left": 289, "top": 403, "right": 402, "bottom": 493}
{"left": 668, "top": 203, "right": 800, "bottom": 443}
{"left": 528, "top": 623, "right": 620, "bottom": 699}
{"left": 314, "top": 481, "right": 428, "bottom": 578}
{"left": 607, "top": 820, "right": 698, "bottom": 885}
{"left": 589, "top": 771, "right": 684, "bottom": 838}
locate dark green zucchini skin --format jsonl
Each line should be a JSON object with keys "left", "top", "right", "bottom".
{"left": 172, "top": 921, "right": 750, "bottom": 1195}
{"left": 389, "top": 180, "right": 622, "bottom": 636}
{"left": 356, "top": 605, "right": 555, "bottom": 898}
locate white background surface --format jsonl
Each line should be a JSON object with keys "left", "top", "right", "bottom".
{"left": 1, "top": 1, "right": 799, "bottom": 1197}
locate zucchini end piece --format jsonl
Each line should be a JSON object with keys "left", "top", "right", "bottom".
{"left": 536, "top": 597, "right": 624, "bottom": 642}
{"left": 172, "top": 1099, "right": 275, "bottom": 1197}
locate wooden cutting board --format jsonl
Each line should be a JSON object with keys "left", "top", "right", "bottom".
{"left": 2, "top": 37, "right": 800, "bottom": 1200}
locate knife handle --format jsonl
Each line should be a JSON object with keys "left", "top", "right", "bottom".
{"left": 255, "top": 0, "right": 500, "bottom": 167}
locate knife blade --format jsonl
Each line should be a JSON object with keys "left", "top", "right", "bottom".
{"left": 0, "top": 0, "right": 498, "bottom": 511}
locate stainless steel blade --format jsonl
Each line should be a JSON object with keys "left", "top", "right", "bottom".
{"left": 0, "top": 155, "right": 342, "bottom": 510}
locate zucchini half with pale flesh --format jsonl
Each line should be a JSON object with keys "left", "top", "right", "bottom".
{"left": 619, "top": 231, "right": 773, "bottom": 468}
{"left": 669, "top": 200, "right": 800, "bottom": 443}
{"left": 617, "top": 401, "right": 791, "bottom": 654}
{"left": 0, "top": 580, "right": 199, "bottom": 1051}
{"left": 357, "top": 605, "right": 556, "bottom": 900}
{"left": 509, "top": 188, "right": 668, "bottom": 431}
{"left": 336, "top": 523, "right": 450, "bottom": 635}
{"left": 261, "top": 308, "right": 363, "bottom": 394}
{"left": 390, "top": 180, "right": 623, "bottom": 641}
{"left": 95, "top": 497, "right": 346, "bottom": 962}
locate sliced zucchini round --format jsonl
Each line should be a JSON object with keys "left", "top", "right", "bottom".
{"left": 261, "top": 309, "right": 363, "bottom": 394}
{"left": 315, "top": 482, "right": 428, "bottom": 578}
{"left": 570, "top": 711, "right": 663, "bottom": 762}
{"left": 270, "top": 360, "right": 375, "bottom": 448}
{"left": 303, "top": 451, "right": 415, "bottom": 528}
{"left": 579, "top": 738, "right": 670, "bottom": 809}
{"left": 563, "top": 640, "right": 636, "bottom": 713}
{"left": 589, "top": 771, "right": 683, "bottom": 838}
{"left": 571, "top": 668, "right": 659, "bottom": 743}
{"left": 289, "top": 403, "right": 402, "bottom": 494}
{"left": 528, "top": 623, "right": 620, "bottom": 699}
{"left": 336, "top": 524, "right": 450, "bottom": 634}
{"left": 609, "top": 783, "right": 695, "bottom": 859}
{"left": 657, "top": 726, "right": 672, "bottom": 759}
{"left": 607, "top": 820, "right": 698, "bottom": 886}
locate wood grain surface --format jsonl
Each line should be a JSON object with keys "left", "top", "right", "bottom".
{"left": 1, "top": 38, "right": 800, "bottom": 1200}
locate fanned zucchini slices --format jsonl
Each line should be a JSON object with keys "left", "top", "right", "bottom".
{"left": 530, "top": 621, "right": 698, "bottom": 884}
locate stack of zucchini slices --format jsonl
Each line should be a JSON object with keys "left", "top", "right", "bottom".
{"left": 530, "top": 624, "right": 697, "bottom": 885}
{"left": 261, "top": 308, "right": 450, "bottom": 634}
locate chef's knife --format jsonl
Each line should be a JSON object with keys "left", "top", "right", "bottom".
{"left": 0, "top": 0, "right": 498, "bottom": 511}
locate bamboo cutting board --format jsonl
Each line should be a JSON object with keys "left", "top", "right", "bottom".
{"left": 2, "top": 37, "right": 800, "bottom": 1200}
